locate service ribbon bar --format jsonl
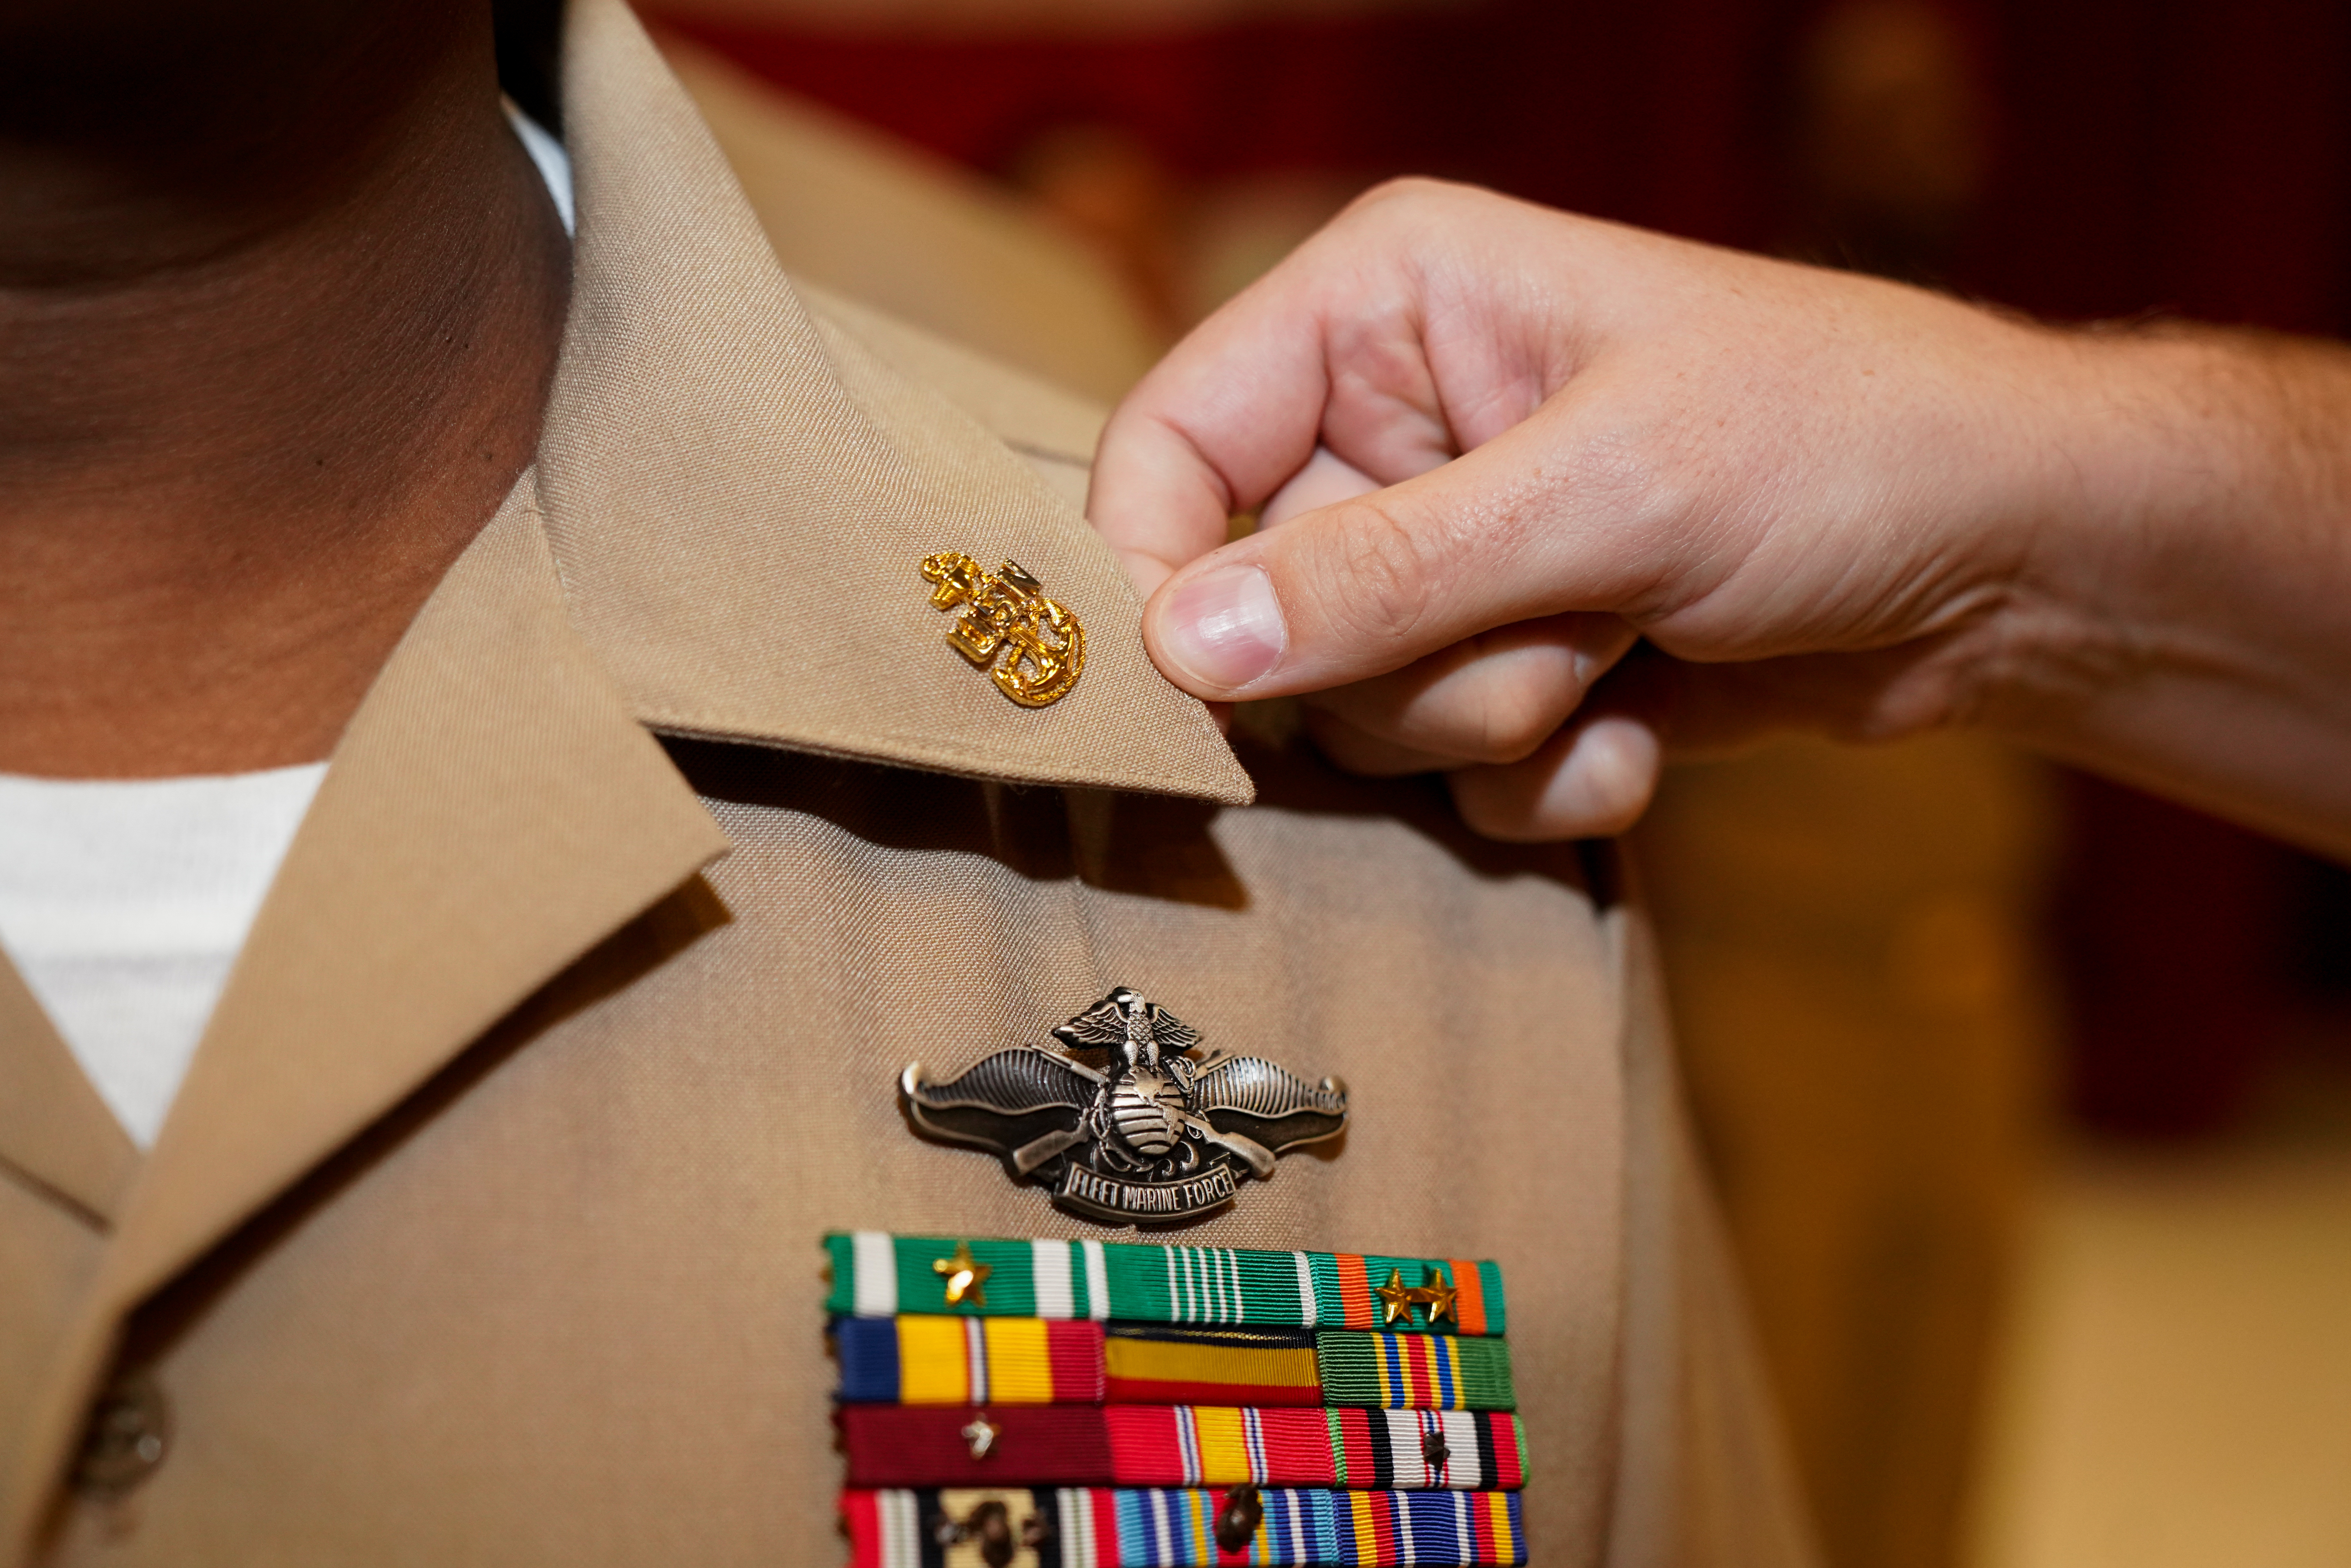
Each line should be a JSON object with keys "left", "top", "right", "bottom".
{"left": 835, "top": 1316, "right": 1108, "bottom": 1405}
{"left": 834, "top": 1319, "right": 1516, "bottom": 1411}
{"left": 840, "top": 1405, "right": 1528, "bottom": 1491}
{"left": 825, "top": 1233, "right": 1507, "bottom": 1335}
{"left": 1104, "top": 1408, "right": 1526, "bottom": 1492}
{"left": 843, "top": 1486, "right": 1528, "bottom": 1567}
{"left": 1104, "top": 1327, "right": 1326, "bottom": 1408}
{"left": 1314, "top": 1333, "right": 1517, "bottom": 1413}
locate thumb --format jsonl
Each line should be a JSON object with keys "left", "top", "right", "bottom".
{"left": 1141, "top": 410, "right": 1626, "bottom": 699}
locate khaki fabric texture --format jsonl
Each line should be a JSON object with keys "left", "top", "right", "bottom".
{"left": 662, "top": 39, "right": 1161, "bottom": 405}
{"left": 0, "top": 3, "right": 1814, "bottom": 1564}
{"left": 0, "top": 964, "right": 132, "bottom": 1226}
{"left": 796, "top": 282, "right": 1109, "bottom": 514}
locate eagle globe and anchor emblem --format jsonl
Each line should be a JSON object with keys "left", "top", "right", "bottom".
{"left": 899, "top": 988, "right": 1349, "bottom": 1224}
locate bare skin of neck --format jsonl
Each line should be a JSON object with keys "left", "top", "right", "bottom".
{"left": 0, "top": 1, "right": 569, "bottom": 777}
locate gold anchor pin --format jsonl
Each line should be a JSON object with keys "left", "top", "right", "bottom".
{"left": 921, "top": 552, "right": 1085, "bottom": 708}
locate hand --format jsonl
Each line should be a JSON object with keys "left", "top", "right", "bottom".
{"left": 1089, "top": 179, "right": 2170, "bottom": 841}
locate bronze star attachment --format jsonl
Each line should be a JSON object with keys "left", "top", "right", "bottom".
{"left": 1375, "top": 1268, "right": 1421, "bottom": 1325}
{"left": 1215, "top": 1484, "right": 1263, "bottom": 1553}
{"left": 933, "top": 1240, "right": 991, "bottom": 1307}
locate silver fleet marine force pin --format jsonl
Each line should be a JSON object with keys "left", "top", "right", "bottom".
{"left": 899, "top": 988, "right": 1348, "bottom": 1225}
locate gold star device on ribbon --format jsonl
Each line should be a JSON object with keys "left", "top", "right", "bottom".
{"left": 1417, "top": 1267, "right": 1460, "bottom": 1324}
{"left": 932, "top": 1241, "right": 991, "bottom": 1307}
{"left": 1377, "top": 1266, "right": 1461, "bottom": 1326}
{"left": 921, "top": 552, "right": 1084, "bottom": 708}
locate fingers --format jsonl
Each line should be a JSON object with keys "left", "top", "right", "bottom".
{"left": 1448, "top": 713, "right": 1665, "bottom": 841}
{"left": 1138, "top": 445, "right": 1393, "bottom": 698}
{"left": 1437, "top": 649, "right": 1683, "bottom": 841}
{"left": 1429, "top": 646, "right": 1909, "bottom": 839}
{"left": 1095, "top": 182, "right": 1665, "bottom": 694}
{"left": 1087, "top": 276, "right": 1333, "bottom": 601}
{"left": 1295, "top": 617, "right": 1659, "bottom": 839}
{"left": 1300, "top": 708, "right": 1455, "bottom": 778}
{"left": 1087, "top": 201, "right": 1435, "bottom": 600}
{"left": 1142, "top": 389, "right": 1680, "bottom": 698}
{"left": 1303, "top": 613, "right": 1638, "bottom": 765}
{"left": 1307, "top": 696, "right": 1669, "bottom": 839}
{"left": 1090, "top": 179, "right": 1555, "bottom": 603}
{"left": 1259, "top": 446, "right": 1382, "bottom": 532}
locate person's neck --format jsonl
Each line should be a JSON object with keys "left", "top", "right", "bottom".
{"left": 0, "top": 19, "right": 569, "bottom": 778}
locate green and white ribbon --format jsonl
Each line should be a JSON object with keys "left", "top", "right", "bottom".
{"left": 823, "top": 1233, "right": 1508, "bottom": 1335}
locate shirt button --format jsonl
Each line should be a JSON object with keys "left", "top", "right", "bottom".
{"left": 73, "top": 1372, "right": 171, "bottom": 1497}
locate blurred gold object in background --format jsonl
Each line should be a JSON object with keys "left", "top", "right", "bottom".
{"left": 1966, "top": 1130, "right": 2351, "bottom": 1568}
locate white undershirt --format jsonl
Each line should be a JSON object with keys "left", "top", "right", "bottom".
{"left": 0, "top": 765, "right": 328, "bottom": 1145}
{"left": 504, "top": 100, "right": 576, "bottom": 237}
{"left": 0, "top": 111, "right": 575, "bottom": 1151}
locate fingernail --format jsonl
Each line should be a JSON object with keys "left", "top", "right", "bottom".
{"left": 1159, "top": 564, "right": 1286, "bottom": 692}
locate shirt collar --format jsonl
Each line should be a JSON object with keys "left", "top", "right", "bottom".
{"left": 533, "top": 0, "right": 1251, "bottom": 806}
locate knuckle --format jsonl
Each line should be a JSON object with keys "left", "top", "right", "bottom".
{"left": 1449, "top": 715, "right": 1663, "bottom": 844}
{"left": 1570, "top": 772, "right": 1654, "bottom": 839}
{"left": 1466, "top": 675, "right": 1565, "bottom": 765}
{"left": 1560, "top": 421, "right": 1714, "bottom": 617}
{"left": 1577, "top": 423, "right": 1682, "bottom": 521}
{"left": 1336, "top": 176, "right": 1494, "bottom": 244}
{"left": 1308, "top": 496, "right": 1444, "bottom": 650}
{"left": 1555, "top": 720, "right": 1662, "bottom": 837}
{"left": 1344, "top": 175, "right": 1450, "bottom": 221}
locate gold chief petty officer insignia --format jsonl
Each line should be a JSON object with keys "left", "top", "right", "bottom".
{"left": 921, "top": 552, "right": 1085, "bottom": 707}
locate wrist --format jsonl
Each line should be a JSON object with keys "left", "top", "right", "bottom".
{"left": 1981, "top": 321, "right": 2351, "bottom": 750}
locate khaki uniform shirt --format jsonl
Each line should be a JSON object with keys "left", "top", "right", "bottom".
{"left": 0, "top": 4, "right": 1815, "bottom": 1564}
